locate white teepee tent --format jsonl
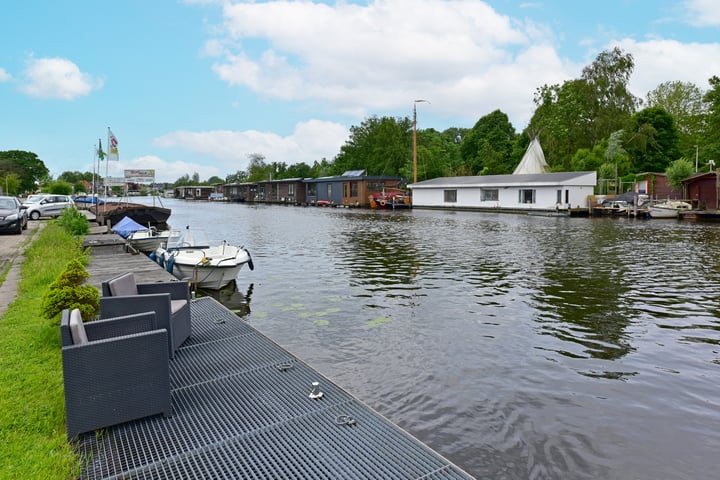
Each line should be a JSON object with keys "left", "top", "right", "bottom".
{"left": 513, "top": 137, "right": 549, "bottom": 175}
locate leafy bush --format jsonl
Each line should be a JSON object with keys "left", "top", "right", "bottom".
{"left": 41, "top": 258, "right": 99, "bottom": 321}
{"left": 56, "top": 206, "right": 90, "bottom": 236}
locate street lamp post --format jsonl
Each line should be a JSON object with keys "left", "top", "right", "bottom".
{"left": 413, "top": 99, "right": 429, "bottom": 184}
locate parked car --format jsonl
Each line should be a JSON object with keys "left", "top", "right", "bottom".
{"left": 0, "top": 196, "right": 28, "bottom": 234}
{"left": 21, "top": 194, "right": 75, "bottom": 220}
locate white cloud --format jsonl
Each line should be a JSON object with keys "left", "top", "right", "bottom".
{"left": 152, "top": 119, "right": 349, "bottom": 175}
{"left": 683, "top": 0, "right": 720, "bottom": 27}
{"left": 209, "top": 0, "right": 572, "bottom": 128}
{"left": 612, "top": 38, "right": 720, "bottom": 99}
{"left": 0, "top": 68, "right": 11, "bottom": 82}
{"left": 20, "top": 57, "right": 103, "bottom": 100}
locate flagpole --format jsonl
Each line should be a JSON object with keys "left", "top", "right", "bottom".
{"left": 105, "top": 128, "right": 110, "bottom": 212}
{"left": 92, "top": 144, "right": 96, "bottom": 197}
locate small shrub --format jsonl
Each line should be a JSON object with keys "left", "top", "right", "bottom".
{"left": 41, "top": 259, "right": 99, "bottom": 321}
{"left": 56, "top": 206, "right": 90, "bottom": 236}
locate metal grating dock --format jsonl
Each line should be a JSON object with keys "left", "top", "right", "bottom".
{"left": 75, "top": 297, "right": 474, "bottom": 479}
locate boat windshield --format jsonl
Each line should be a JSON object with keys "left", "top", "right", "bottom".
{"left": 166, "top": 228, "right": 211, "bottom": 250}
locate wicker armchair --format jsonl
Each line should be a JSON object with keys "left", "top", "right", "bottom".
{"left": 60, "top": 308, "right": 172, "bottom": 440}
{"left": 100, "top": 272, "right": 191, "bottom": 358}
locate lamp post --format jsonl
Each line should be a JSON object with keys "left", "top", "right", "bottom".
{"left": 413, "top": 99, "right": 429, "bottom": 184}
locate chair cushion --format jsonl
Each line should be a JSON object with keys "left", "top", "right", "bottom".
{"left": 108, "top": 273, "right": 139, "bottom": 296}
{"left": 170, "top": 299, "right": 187, "bottom": 315}
{"left": 68, "top": 309, "right": 88, "bottom": 345}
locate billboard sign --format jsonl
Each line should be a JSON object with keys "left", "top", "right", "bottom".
{"left": 124, "top": 169, "right": 155, "bottom": 184}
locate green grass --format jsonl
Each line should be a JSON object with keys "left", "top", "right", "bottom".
{"left": 0, "top": 223, "right": 84, "bottom": 479}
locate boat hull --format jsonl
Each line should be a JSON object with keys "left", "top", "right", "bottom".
{"left": 648, "top": 207, "right": 680, "bottom": 218}
{"left": 128, "top": 230, "right": 171, "bottom": 253}
{"left": 171, "top": 262, "right": 244, "bottom": 290}
{"left": 155, "top": 244, "right": 253, "bottom": 290}
{"left": 92, "top": 203, "right": 171, "bottom": 228}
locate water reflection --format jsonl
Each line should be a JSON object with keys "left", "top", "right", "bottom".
{"left": 198, "top": 281, "right": 253, "bottom": 317}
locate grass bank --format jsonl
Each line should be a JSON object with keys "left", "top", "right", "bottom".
{"left": 0, "top": 223, "right": 84, "bottom": 479}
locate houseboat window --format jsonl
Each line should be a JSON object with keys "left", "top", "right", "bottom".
{"left": 367, "top": 182, "right": 384, "bottom": 191}
{"left": 556, "top": 189, "right": 562, "bottom": 204}
{"left": 288, "top": 184, "right": 295, "bottom": 195}
{"left": 343, "top": 183, "right": 348, "bottom": 197}
{"left": 327, "top": 184, "right": 333, "bottom": 197}
{"left": 308, "top": 184, "right": 316, "bottom": 196}
{"left": 519, "top": 189, "right": 535, "bottom": 204}
{"left": 350, "top": 182, "right": 358, "bottom": 196}
{"left": 444, "top": 190, "right": 457, "bottom": 203}
{"left": 565, "top": 189, "right": 569, "bottom": 204}
{"left": 481, "top": 189, "right": 498, "bottom": 201}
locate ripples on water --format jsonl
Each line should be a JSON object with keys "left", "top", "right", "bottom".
{"left": 163, "top": 199, "right": 720, "bottom": 480}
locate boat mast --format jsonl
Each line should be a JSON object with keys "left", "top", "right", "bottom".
{"left": 413, "top": 100, "right": 429, "bottom": 184}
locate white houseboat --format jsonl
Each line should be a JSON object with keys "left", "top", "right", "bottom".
{"left": 409, "top": 171, "right": 597, "bottom": 212}
{"left": 408, "top": 138, "right": 597, "bottom": 213}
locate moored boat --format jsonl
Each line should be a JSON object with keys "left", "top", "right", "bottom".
{"left": 153, "top": 227, "right": 254, "bottom": 290}
{"left": 369, "top": 189, "right": 411, "bottom": 209}
{"left": 111, "top": 216, "right": 172, "bottom": 253}
{"left": 91, "top": 199, "right": 171, "bottom": 228}
{"left": 648, "top": 201, "right": 692, "bottom": 218}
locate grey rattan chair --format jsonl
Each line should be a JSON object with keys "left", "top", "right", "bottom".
{"left": 60, "top": 308, "right": 172, "bottom": 440}
{"left": 100, "top": 272, "right": 191, "bottom": 358}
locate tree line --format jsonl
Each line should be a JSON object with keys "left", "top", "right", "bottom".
{"left": 3, "top": 47, "right": 719, "bottom": 195}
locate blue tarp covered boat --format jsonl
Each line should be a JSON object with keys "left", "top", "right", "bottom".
{"left": 111, "top": 216, "right": 147, "bottom": 239}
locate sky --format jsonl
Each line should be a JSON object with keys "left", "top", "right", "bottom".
{"left": 1, "top": 0, "right": 719, "bottom": 184}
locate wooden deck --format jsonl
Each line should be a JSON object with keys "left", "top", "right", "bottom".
{"left": 78, "top": 241, "right": 475, "bottom": 479}
{"left": 83, "top": 233, "right": 178, "bottom": 289}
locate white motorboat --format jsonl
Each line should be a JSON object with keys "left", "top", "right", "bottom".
{"left": 127, "top": 227, "right": 172, "bottom": 253}
{"left": 153, "top": 227, "right": 254, "bottom": 290}
{"left": 648, "top": 201, "right": 692, "bottom": 218}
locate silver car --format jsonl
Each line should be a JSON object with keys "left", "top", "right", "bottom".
{"left": 21, "top": 194, "right": 75, "bottom": 220}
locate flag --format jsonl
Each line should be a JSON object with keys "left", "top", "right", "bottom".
{"left": 97, "top": 139, "right": 105, "bottom": 161}
{"left": 107, "top": 128, "right": 119, "bottom": 161}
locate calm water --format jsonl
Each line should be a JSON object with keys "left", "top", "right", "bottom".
{"left": 159, "top": 197, "right": 720, "bottom": 480}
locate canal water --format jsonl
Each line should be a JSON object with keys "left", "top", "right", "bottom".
{"left": 159, "top": 197, "right": 720, "bottom": 480}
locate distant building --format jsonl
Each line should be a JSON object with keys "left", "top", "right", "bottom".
{"left": 174, "top": 185, "right": 213, "bottom": 200}
{"left": 303, "top": 170, "right": 405, "bottom": 207}
{"left": 683, "top": 171, "right": 720, "bottom": 210}
{"left": 633, "top": 172, "right": 682, "bottom": 200}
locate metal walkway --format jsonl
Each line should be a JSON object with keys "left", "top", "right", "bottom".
{"left": 76, "top": 297, "right": 474, "bottom": 479}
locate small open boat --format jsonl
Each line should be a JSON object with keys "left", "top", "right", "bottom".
{"left": 153, "top": 227, "right": 254, "bottom": 290}
{"left": 648, "top": 201, "right": 692, "bottom": 219}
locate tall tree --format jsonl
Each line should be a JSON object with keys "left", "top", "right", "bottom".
{"left": 246, "top": 153, "right": 270, "bottom": 182}
{"left": 0, "top": 150, "right": 50, "bottom": 193}
{"left": 646, "top": 80, "right": 707, "bottom": 161}
{"left": 528, "top": 47, "right": 639, "bottom": 170}
{"left": 460, "top": 110, "right": 517, "bottom": 175}
{"left": 623, "top": 106, "right": 680, "bottom": 173}
{"left": 581, "top": 46, "right": 641, "bottom": 143}
{"left": 333, "top": 116, "right": 412, "bottom": 176}
{"left": 701, "top": 75, "right": 720, "bottom": 166}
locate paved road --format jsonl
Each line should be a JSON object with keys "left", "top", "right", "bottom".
{"left": 0, "top": 220, "right": 43, "bottom": 317}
